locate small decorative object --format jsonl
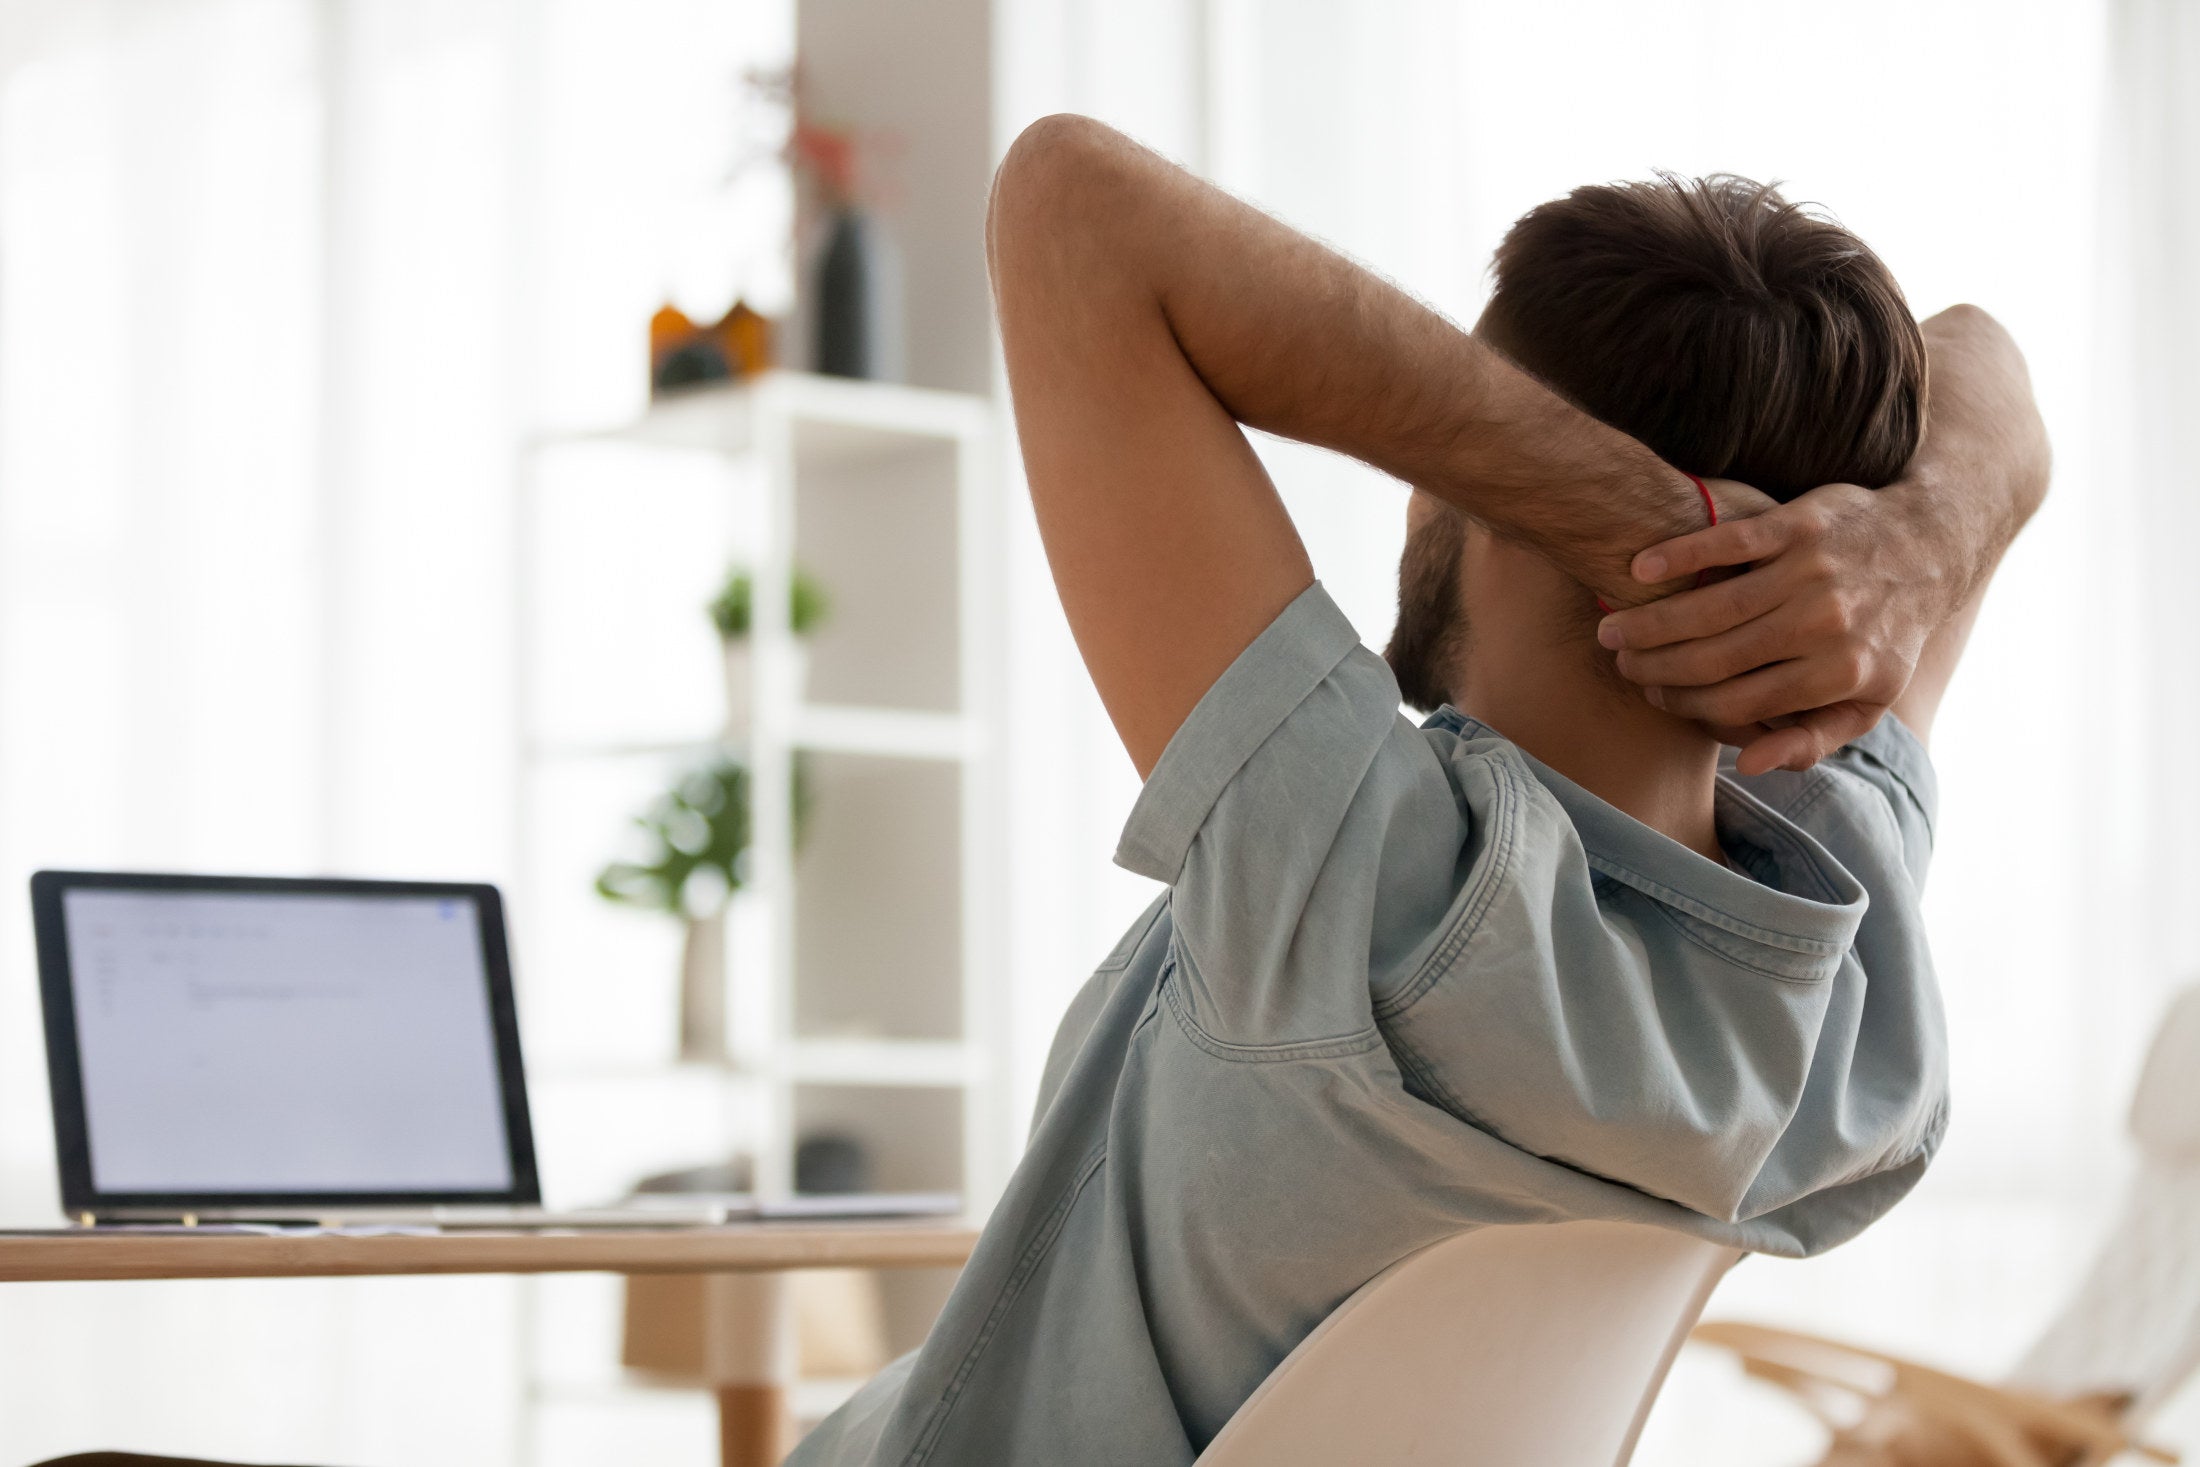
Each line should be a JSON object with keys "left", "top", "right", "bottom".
{"left": 708, "top": 564, "right": 830, "bottom": 736}
{"left": 794, "top": 1133, "right": 871, "bottom": 1195}
{"left": 760, "top": 69, "right": 903, "bottom": 381}
{"left": 813, "top": 205, "right": 903, "bottom": 381}
{"left": 596, "top": 760, "right": 751, "bottom": 1064}
{"left": 648, "top": 298, "right": 775, "bottom": 398}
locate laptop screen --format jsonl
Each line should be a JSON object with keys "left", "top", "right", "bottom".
{"left": 33, "top": 873, "right": 538, "bottom": 1211}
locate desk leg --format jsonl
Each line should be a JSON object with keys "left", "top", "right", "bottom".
{"left": 706, "top": 1271, "right": 793, "bottom": 1467}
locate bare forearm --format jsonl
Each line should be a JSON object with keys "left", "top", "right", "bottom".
{"left": 994, "top": 116, "right": 1704, "bottom": 599}
{"left": 1882, "top": 305, "right": 2052, "bottom": 621}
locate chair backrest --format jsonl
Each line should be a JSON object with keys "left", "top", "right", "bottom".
{"left": 2009, "top": 984, "right": 2200, "bottom": 1423}
{"left": 1197, "top": 1221, "right": 1742, "bottom": 1467}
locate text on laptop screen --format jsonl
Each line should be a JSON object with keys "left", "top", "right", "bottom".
{"left": 61, "top": 888, "right": 514, "bottom": 1194}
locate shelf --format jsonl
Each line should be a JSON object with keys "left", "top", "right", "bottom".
{"left": 789, "top": 1038, "right": 977, "bottom": 1088}
{"left": 795, "top": 705, "right": 976, "bottom": 761}
{"left": 525, "top": 736, "right": 722, "bottom": 763}
{"left": 547, "top": 371, "right": 988, "bottom": 464}
{"left": 524, "top": 706, "right": 976, "bottom": 766}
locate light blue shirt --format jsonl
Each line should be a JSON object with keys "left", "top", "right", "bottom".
{"left": 792, "top": 582, "right": 1948, "bottom": 1466}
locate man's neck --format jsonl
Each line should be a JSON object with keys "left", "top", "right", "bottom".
{"left": 1452, "top": 654, "right": 1726, "bottom": 864}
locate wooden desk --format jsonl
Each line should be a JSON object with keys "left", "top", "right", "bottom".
{"left": 0, "top": 1220, "right": 980, "bottom": 1467}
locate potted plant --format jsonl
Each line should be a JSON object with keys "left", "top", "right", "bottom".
{"left": 709, "top": 565, "right": 830, "bottom": 736}
{"left": 596, "top": 760, "right": 751, "bottom": 1065}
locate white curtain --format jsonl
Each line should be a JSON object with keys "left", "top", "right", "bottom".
{"left": 2067, "top": 8, "right": 2200, "bottom": 1440}
{"left": 0, "top": 0, "right": 784, "bottom": 1460}
{"left": 2086, "top": 0, "right": 2200, "bottom": 1138}
{"left": 0, "top": 3, "right": 528, "bottom": 1459}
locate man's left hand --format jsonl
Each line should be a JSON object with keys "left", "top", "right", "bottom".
{"left": 1594, "top": 481, "right": 1941, "bottom": 776}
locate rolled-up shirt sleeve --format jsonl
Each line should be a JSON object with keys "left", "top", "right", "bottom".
{"left": 1115, "top": 583, "right": 1462, "bottom": 1048}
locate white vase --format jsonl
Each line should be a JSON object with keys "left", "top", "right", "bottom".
{"left": 721, "top": 638, "right": 752, "bottom": 741}
{"left": 676, "top": 908, "right": 728, "bottom": 1066}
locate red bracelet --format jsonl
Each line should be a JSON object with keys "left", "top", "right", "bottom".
{"left": 1595, "top": 472, "right": 1718, "bottom": 616}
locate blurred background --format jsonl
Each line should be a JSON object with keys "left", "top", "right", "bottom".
{"left": 0, "top": 0, "right": 2194, "bottom": 1462}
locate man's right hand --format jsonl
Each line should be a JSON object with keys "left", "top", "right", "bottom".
{"left": 1594, "top": 305, "right": 2050, "bottom": 774}
{"left": 1598, "top": 480, "right": 1935, "bottom": 775}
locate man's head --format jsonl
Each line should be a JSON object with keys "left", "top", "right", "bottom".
{"left": 1386, "top": 173, "right": 1926, "bottom": 712}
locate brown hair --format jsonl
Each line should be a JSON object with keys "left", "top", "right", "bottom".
{"left": 1477, "top": 174, "right": 1925, "bottom": 501}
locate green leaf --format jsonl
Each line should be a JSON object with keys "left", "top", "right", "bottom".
{"left": 709, "top": 565, "right": 832, "bottom": 640}
{"left": 595, "top": 756, "right": 753, "bottom": 918}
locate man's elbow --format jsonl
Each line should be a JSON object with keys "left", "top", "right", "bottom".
{"left": 1955, "top": 305, "right": 2054, "bottom": 511}
{"left": 1924, "top": 303, "right": 2028, "bottom": 376}
{"left": 1924, "top": 302, "right": 2051, "bottom": 510}
{"left": 987, "top": 114, "right": 1129, "bottom": 280}
{"left": 1928, "top": 301, "right": 1998, "bottom": 334}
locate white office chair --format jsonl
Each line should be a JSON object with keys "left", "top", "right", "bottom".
{"left": 1199, "top": 1220, "right": 1743, "bottom": 1466}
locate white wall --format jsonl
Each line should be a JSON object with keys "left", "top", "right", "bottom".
{"left": 795, "top": 0, "right": 994, "bottom": 396}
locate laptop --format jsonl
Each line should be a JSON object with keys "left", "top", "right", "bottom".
{"left": 29, "top": 870, "right": 953, "bottom": 1230}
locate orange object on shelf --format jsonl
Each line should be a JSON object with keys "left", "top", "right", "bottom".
{"left": 720, "top": 301, "right": 773, "bottom": 377}
{"left": 651, "top": 303, "right": 701, "bottom": 375}
{"left": 650, "top": 299, "right": 777, "bottom": 396}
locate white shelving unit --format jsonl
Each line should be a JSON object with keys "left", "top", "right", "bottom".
{"left": 514, "top": 369, "right": 1001, "bottom": 1451}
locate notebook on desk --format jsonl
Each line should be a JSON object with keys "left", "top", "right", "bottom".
{"left": 28, "top": 870, "right": 957, "bottom": 1230}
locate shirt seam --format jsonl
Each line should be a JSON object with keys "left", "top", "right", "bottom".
{"left": 1160, "top": 969, "right": 1383, "bottom": 1063}
{"left": 1582, "top": 848, "right": 1848, "bottom": 955}
{"left": 904, "top": 1142, "right": 1111, "bottom": 1467}
{"left": 1643, "top": 899, "right": 1839, "bottom": 985}
{"left": 1372, "top": 751, "right": 1526, "bottom": 1020}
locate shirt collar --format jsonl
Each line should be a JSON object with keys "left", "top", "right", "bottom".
{"left": 1422, "top": 707, "right": 1866, "bottom": 964}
